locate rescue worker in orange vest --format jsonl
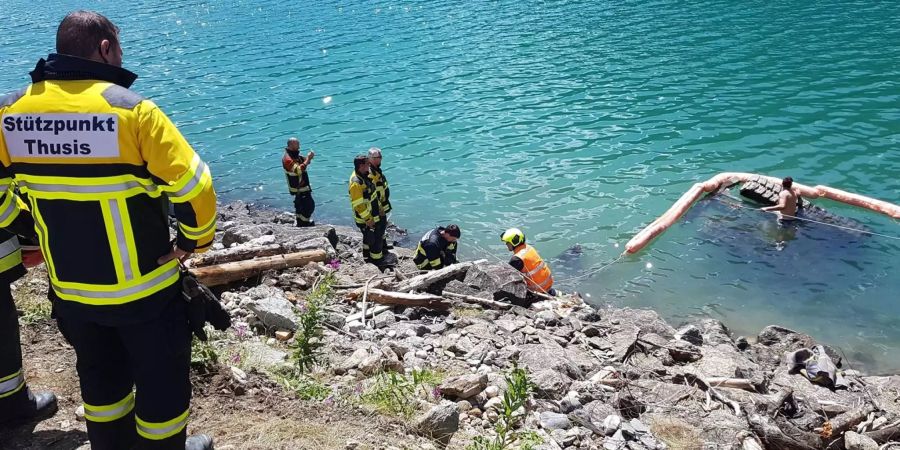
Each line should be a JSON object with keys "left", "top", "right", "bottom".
{"left": 0, "top": 11, "right": 217, "bottom": 450}
{"left": 501, "top": 228, "right": 556, "bottom": 296}
{"left": 282, "top": 137, "right": 315, "bottom": 227}
{"left": 0, "top": 204, "right": 58, "bottom": 427}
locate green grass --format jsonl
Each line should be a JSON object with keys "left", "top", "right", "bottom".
{"left": 362, "top": 369, "right": 443, "bottom": 419}
{"left": 289, "top": 273, "right": 335, "bottom": 372}
{"left": 467, "top": 365, "right": 534, "bottom": 450}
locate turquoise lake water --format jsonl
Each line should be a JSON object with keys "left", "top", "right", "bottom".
{"left": 2, "top": 1, "right": 898, "bottom": 372}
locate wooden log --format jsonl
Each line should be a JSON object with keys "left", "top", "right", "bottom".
{"left": 345, "top": 279, "right": 393, "bottom": 300}
{"left": 707, "top": 377, "right": 759, "bottom": 393}
{"left": 188, "top": 244, "right": 283, "bottom": 267}
{"left": 191, "top": 249, "right": 327, "bottom": 286}
{"left": 748, "top": 413, "right": 821, "bottom": 450}
{"left": 394, "top": 260, "right": 486, "bottom": 293}
{"left": 356, "top": 289, "right": 451, "bottom": 310}
{"left": 674, "top": 372, "right": 742, "bottom": 415}
{"left": 822, "top": 405, "right": 877, "bottom": 438}
{"left": 864, "top": 421, "right": 900, "bottom": 443}
{"left": 442, "top": 291, "right": 511, "bottom": 310}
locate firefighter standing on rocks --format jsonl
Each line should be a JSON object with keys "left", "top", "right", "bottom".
{"left": 282, "top": 137, "right": 315, "bottom": 227}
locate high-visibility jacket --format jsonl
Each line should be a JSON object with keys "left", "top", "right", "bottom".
{"left": 414, "top": 227, "right": 457, "bottom": 270}
{"left": 368, "top": 165, "right": 391, "bottom": 215}
{"left": 282, "top": 151, "right": 310, "bottom": 195}
{"left": 0, "top": 54, "right": 217, "bottom": 313}
{"left": 348, "top": 170, "right": 379, "bottom": 225}
{"left": 512, "top": 244, "right": 553, "bottom": 293}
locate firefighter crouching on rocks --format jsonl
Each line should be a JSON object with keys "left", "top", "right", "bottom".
{"left": 349, "top": 155, "right": 388, "bottom": 267}
{"left": 282, "top": 137, "right": 315, "bottom": 227}
{"left": 0, "top": 201, "right": 58, "bottom": 427}
{"left": 0, "top": 11, "right": 218, "bottom": 450}
{"left": 501, "top": 228, "right": 556, "bottom": 296}
{"left": 413, "top": 225, "right": 461, "bottom": 271}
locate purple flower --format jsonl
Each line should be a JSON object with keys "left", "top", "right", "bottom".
{"left": 234, "top": 324, "right": 249, "bottom": 339}
{"left": 297, "top": 302, "right": 309, "bottom": 314}
{"left": 230, "top": 353, "right": 241, "bottom": 364}
{"left": 323, "top": 395, "right": 335, "bottom": 407}
{"left": 327, "top": 259, "right": 341, "bottom": 270}
{"left": 432, "top": 387, "right": 442, "bottom": 400}
{"left": 354, "top": 382, "right": 364, "bottom": 395}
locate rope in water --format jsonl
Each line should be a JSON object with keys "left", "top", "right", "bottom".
{"left": 718, "top": 193, "right": 900, "bottom": 241}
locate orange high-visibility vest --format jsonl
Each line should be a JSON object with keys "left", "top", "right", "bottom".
{"left": 514, "top": 244, "right": 553, "bottom": 293}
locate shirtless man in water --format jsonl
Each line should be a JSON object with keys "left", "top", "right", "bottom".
{"left": 761, "top": 176, "right": 799, "bottom": 220}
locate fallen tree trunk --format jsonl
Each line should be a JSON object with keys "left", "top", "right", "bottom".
{"left": 189, "top": 244, "right": 284, "bottom": 267}
{"left": 822, "top": 405, "right": 877, "bottom": 438}
{"left": 191, "top": 249, "right": 327, "bottom": 286}
{"left": 394, "top": 260, "right": 486, "bottom": 293}
{"left": 353, "top": 288, "right": 451, "bottom": 310}
{"left": 442, "top": 291, "right": 511, "bottom": 310}
{"left": 748, "top": 414, "right": 821, "bottom": 450}
{"left": 864, "top": 421, "right": 900, "bottom": 443}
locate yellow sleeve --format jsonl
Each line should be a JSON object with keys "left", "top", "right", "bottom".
{"left": 0, "top": 174, "right": 22, "bottom": 228}
{"left": 349, "top": 181, "right": 371, "bottom": 221}
{"left": 137, "top": 101, "right": 218, "bottom": 253}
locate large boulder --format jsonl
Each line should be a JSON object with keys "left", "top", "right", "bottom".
{"left": 519, "top": 342, "right": 582, "bottom": 379}
{"left": 463, "top": 262, "right": 528, "bottom": 303}
{"left": 439, "top": 373, "right": 488, "bottom": 400}
{"left": 531, "top": 369, "right": 572, "bottom": 399}
{"left": 414, "top": 401, "right": 460, "bottom": 446}
{"left": 243, "top": 286, "right": 298, "bottom": 331}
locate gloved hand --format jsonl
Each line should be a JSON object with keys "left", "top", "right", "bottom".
{"left": 182, "top": 270, "right": 231, "bottom": 341}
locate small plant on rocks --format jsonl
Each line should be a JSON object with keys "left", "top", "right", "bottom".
{"left": 289, "top": 273, "right": 334, "bottom": 372}
{"left": 467, "top": 365, "right": 534, "bottom": 450}
{"left": 274, "top": 368, "right": 331, "bottom": 401}
{"left": 190, "top": 336, "right": 220, "bottom": 372}
{"left": 363, "top": 369, "right": 442, "bottom": 419}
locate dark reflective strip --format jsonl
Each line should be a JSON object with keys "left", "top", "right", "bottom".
{"left": 0, "top": 371, "right": 24, "bottom": 395}
{"left": 19, "top": 180, "right": 157, "bottom": 195}
{"left": 0, "top": 236, "right": 19, "bottom": 258}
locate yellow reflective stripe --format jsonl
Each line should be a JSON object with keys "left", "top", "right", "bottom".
{"left": 84, "top": 392, "right": 135, "bottom": 423}
{"left": 162, "top": 154, "right": 205, "bottom": 197}
{"left": 0, "top": 369, "right": 25, "bottom": 398}
{"left": 297, "top": 186, "right": 311, "bottom": 193}
{"left": 285, "top": 170, "right": 299, "bottom": 176}
{"left": 116, "top": 199, "right": 141, "bottom": 280}
{"left": 17, "top": 174, "right": 161, "bottom": 201}
{"left": 179, "top": 216, "right": 217, "bottom": 240}
{"left": 416, "top": 260, "right": 429, "bottom": 269}
{"left": 296, "top": 213, "right": 310, "bottom": 221}
{"left": 429, "top": 259, "right": 441, "bottom": 267}
{"left": 101, "top": 200, "right": 129, "bottom": 283}
{"left": 136, "top": 409, "right": 189, "bottom": 440}
{"left": 369, "top": 250, "right": 383, "bottom": 259}
{"left": 0, "top": 244, "right": 23, "bottom": 273}
{"left": 351, "top": 198, "right": 366, "bottom": 207}
{"left": 52, "top": 261, "right": 180, "bottom": 305}
{"left": 0, "top": 192, "right": 21, "bottom": 227}
{"left": 30, "top": 199, "right": 56, "bottom": 276}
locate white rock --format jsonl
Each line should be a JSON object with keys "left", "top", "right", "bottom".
{"left": 74, "top": 405, "right": 85, "bottom": 422}
{"left": 485, "top": 386, "right": 500, "bottom": 398}
{"left": 229, "top": 366, "right": 247, "bottom": 384}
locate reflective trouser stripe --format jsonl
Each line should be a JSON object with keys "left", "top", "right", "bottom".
{"left": 297, "top": 186, "right": 311, "bottom": 193}
{"left": 429, "top": 258, "right": 441, "bottom": 267}
{"left": 84, "top": 392, "right": 135, "bottom": 423}
{"left": 369, "top": 250, "right": 383, "bottom": 259}
{"left": 0, "top": 370, "right": 25, "bottom": 399}
{"left": 0, "top": 236, "right": 22, "bottom": 272}
{"left": 416, "top": 260, "right": 429, "bottom": 269}
{"left": 0, "top": 192, "right": 20, "bottom": 227}
{"left": 136, "top": 409, "right": 189, "bottom": 440}
{"left": 296, "top": 213, "right": 310, "bottom": 221}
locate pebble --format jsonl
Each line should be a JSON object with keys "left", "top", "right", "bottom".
{"left": 275, "top": 330, "right": 292, "bottom": 341}
{"left": 485, "top": 386, "right": 500, "bottom": 398}
{"left": 266, "top": 338, "right": 277, "bottom": 346}
{"left": 74, "top": 405, "right": 85, "bottom": 422}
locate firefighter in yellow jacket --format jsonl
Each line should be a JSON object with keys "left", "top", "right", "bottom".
{"left": 348, "top": 155, "right": 387, "bottom": 266}
{"left": 366, "top": 147, "right": 392, "bottom": 249}
{"left": 0, "top": 11, "right": 216, "bottom": 449}
{"left": 501, "top": 228, "right": 556, "bottom": 296}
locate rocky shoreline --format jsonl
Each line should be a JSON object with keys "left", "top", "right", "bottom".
{"left": 11, "top": 201, "right": 900, "bottom": 450}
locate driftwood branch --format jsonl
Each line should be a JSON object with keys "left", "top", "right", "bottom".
{"left": 393, "top": 260, "right": 485, "bottom": 293}
{"left": 706, "top": 377, "right": 759, "bottom": 393}
{"left": 191, "top": 249, "right": 327, "bottom": 286}
{"left": 748, "top": 414, "right": 820, "bottom": 450}
{"left": 354, "top": 289, "right": 451, "bottom": 310}
{"left": 188, "top": 244, "right": 284, "bottom": 267}
{"left": 442, "top": 291, "right": 511, "bottom": 310}
{"left": 675, "top": 372, "right": 742, "bottom": 416}
{"left": 767, "top": 388, "right": 797, "bottom": 418}
{"left": 821, "top": 405, "right": 877, "bottom": 438}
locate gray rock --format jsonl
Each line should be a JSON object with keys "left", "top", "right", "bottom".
{"left": 334, "top": 348, "right": 369, "bottom": 375}
{"left": 575, "top": 309, "right": 601, "bottom": 323}
{"left": 537, "top": 310, "right": 560, "bottom": 326}
{"left": 358, "top": 346, "right": 402, "bottom": 375}
{"left": 532, "top": 369, "right": 572, "bottom": 399}
{"left": 844, "top": 431, "right": 878, "bottom": 450}
{"left": 426, "top": 323, "right": 448, "bottom": 335}
{"left": 540, "top": 411, "right": 572, "bottom": 431}
{"left": 559, "top": 392, "right": 582, "bottom": 414}
{"left": 604, "top": 429, "right": 627, "bottom": 450}
{"left": 443, "top": 335, "right": 475, "bottom": 356}
{"left": 602, "top": 415, "right": 622, "bottom": 436}
{"left": 244, "top": 286, "right": 298, "bottom": 331}
{"left": 736, "top": 336, "right": 750, "bottom": 350}
{"left": 240, "top": 341, "right": 289, "bottom": 370}
{"left": 668, "top": 340, "right": 702, "bottom": 363}
{"left": 464, "top": 262, "right": 528, "bottom": 303}
{"left": 439, "top": 373, "right": 488, "bottom": 400}
{"left": 757, "top": 325, "right": 801, "bottom": 346}
{"left": 222, "top": 223, "right": 276, "bottom": 247}
{"left": 674, "top": 325, "right": 704, "bottom": 346}
{"left": 582, "top": 325, "right": 601, "bottom": 338}
{"left": 414, "top": 401, "right": 460, "bottom": 446}
{"left": 519, "top": 342, "right": 582, "bottom": 379}
{"left": 372, "top": 311, "right": 397, "bottom": 329}
{"left": 629, "top": 418, "right": 649, "bottom": 434}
